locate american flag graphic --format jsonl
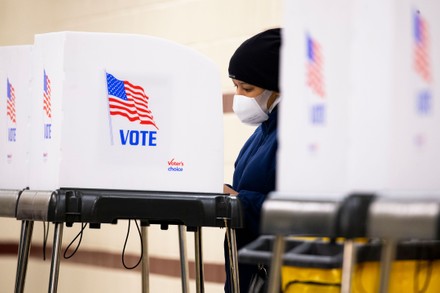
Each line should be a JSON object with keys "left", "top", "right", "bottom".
{"left": 106, "top": 73, "right": 158, "bottom": 129}
{"left": 414, "top": 11, "right": 431, "bottom": 82}
{"left": 306, "top": 34, "right": 325, "bottom": 97}
{"left": 43, "top": 70, "right": 52, "bottom": 118}
{"left": 6, "top": 79, "right": 16, "bottom": 124}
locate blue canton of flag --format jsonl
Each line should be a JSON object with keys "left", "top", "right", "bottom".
{"left": 107, "top": 74, "right": 127, "bottom": 100}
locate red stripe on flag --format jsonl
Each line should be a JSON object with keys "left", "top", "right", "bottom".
{"left": 108, "top": 98, "right": 155, "bottom": 120}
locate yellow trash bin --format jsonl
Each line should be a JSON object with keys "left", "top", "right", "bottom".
{"left": 282, "top": 239, "right": 440, "bottom": 293}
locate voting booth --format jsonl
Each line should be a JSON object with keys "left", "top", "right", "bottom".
{"left": 276, "top": 0, "right": 440, "bottom": 201}
{"left": 0, "top": 46, "right": 32, "bottom": 217}
{"left": 2, "top": 32, "right": 242, "bottom": 293}
{"left": 244, "top": 0, "right": 440, "bottom": 292}
{"left": 28, "top": 32, "right": 223, "bottom": 193}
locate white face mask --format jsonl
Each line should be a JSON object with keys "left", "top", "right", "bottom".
{"left": 233, "top": 90, "right": 273, "bottom": 125}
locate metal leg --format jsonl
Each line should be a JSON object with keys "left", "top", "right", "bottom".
{"left": 378, "top": 238, "right": 396, "bottom": 293}
{"left": 15, "top": 220, "right": 34, "bottom": 293}
{"left": 194, "top": 227, "right": 204, "bottom": 293}
{"left": 227, "top": 227, "right": 240, "bottom": 293}
{"left": 48, "top": 223, "right": 64, "bottom": 293}
{"left": 267, "top": 235, "right": 284, "bottom": 293}
{"left": 178, "top": 226, "right": 189, "bottom": 293}
{"left": 141, "top": 226, "right": 149, "bottom": 293}
{"left": 341, "top": 239, "right": 356, "bottom": 293}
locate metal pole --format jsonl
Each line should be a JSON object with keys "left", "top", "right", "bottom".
{"left": 378, "top": 238, "right": 396, "bottom": 293}
{"left": 141, "top": 226, "right": 149, "bottom": 293}
{"left": 15, "top": 220, "right": 34, "bottom": 293}
{"left": 48, "top": 223, "right": 64, "bottom": 293}
{"left": 341, "top": 239, "right": 356, "bottom": 293}
{"left": 178, "top": 226, "right": 190, "bottom": 293}
{"left": 267, "top": 235, "right": 285, "bottom": 293}
{"left": 194, "top": 227, "right": 204, "bottom": 293}
{"left": 227, "top": 228, "right": 240, "bottom": 293}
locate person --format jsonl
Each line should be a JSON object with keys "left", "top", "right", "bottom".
{"left": 224, "top": 28, "right": 282, "bottom": 293}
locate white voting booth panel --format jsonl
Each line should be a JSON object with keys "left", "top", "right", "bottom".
{"left": 277, "top": 0, "right": 440, "bottom": 199}
{"left": 277, "top": 1, "right": 352, "bottom": 198}
{"left": 0, "top": 46, "right": 32, "bottom": 190}
{"left": 28, "top": 32, "right": 223, "bottom": 193}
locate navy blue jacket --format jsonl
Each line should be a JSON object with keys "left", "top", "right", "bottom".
{"left": 234, "top": 106, "right": 278, "bottom": 247}
{"left": 225, "top": 106, "right": 278, "bottom": 292}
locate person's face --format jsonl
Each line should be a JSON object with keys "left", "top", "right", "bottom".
{"left": 232, "top": 79, "right": 264, "bottom": 98}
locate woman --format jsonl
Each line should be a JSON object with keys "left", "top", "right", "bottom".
{"left": 224, "top": 28, "right": 282, "bottom": 293}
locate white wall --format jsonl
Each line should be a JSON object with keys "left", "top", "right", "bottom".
{"left": 0, "top": 0, "right": 282, "bottom": 92}
{"left": 0, "top": 0, "right": 282, "bottom": 292}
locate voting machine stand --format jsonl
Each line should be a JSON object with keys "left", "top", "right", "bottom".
{"left": 2, "top": 188, "right": 243, "bottom": 293}
{"left": 0, "top": 189, "right": 32, "bottom": 293}
{"left": 238, "top": 193, "right": 440, "bottom": 293}
{"left": 367, "top": 196, "right": 440, "bottom": 293}
{"left": 258, "top": 193, "right": 375, "bottom": 293}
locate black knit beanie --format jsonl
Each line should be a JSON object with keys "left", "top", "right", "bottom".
{"left": 228, "top": 28, "right": 281, "bottom": 93}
